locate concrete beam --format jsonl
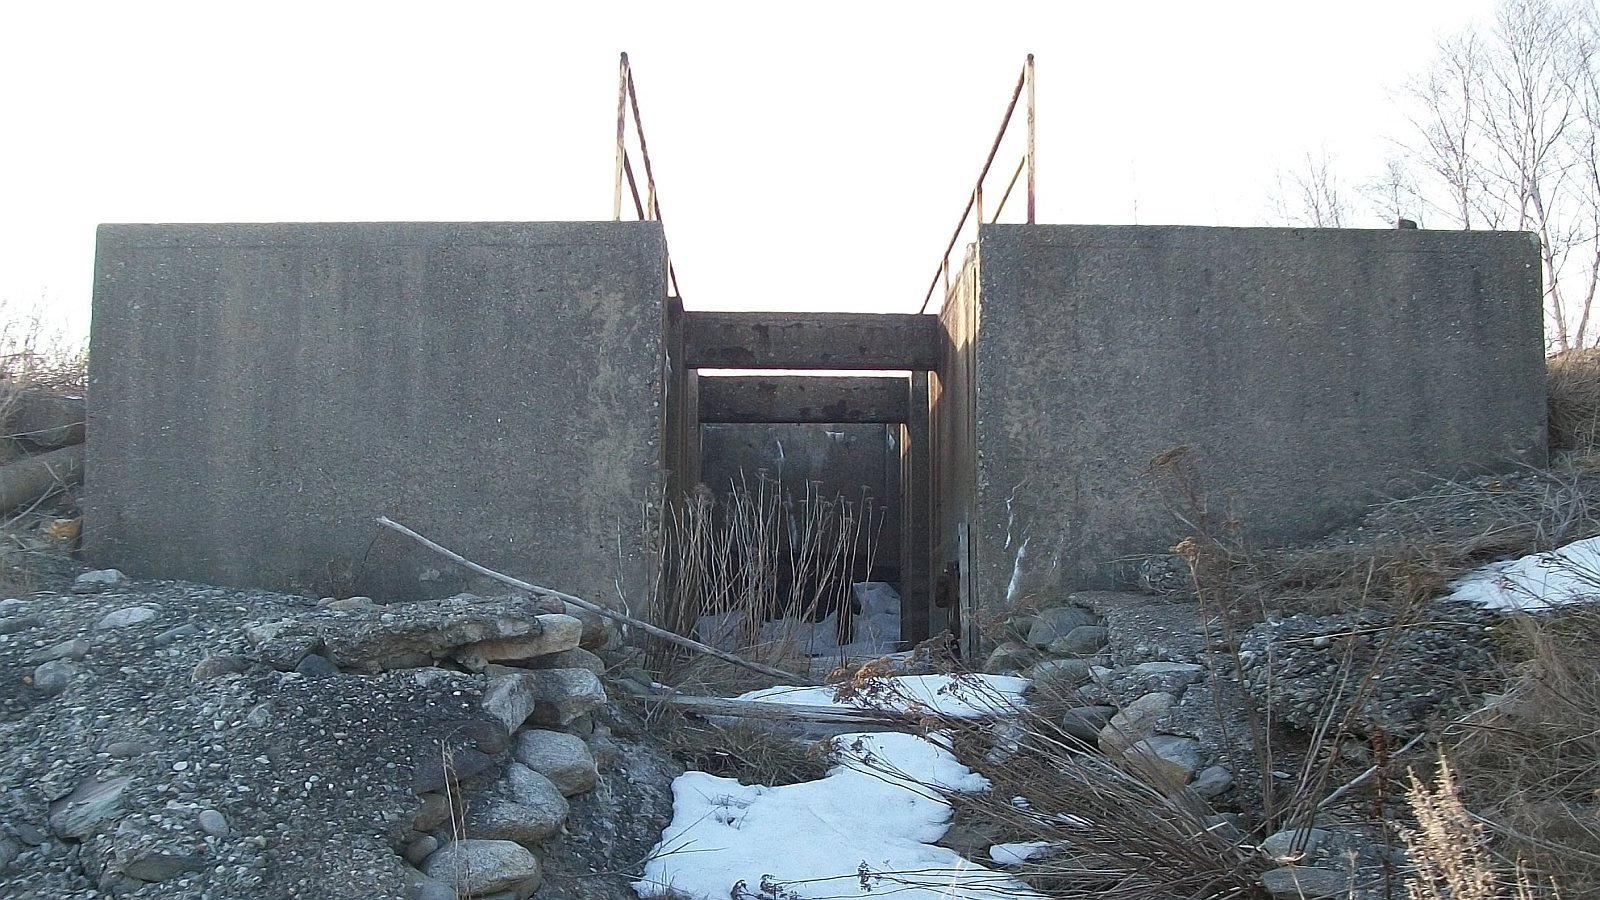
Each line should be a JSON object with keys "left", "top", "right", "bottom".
{"left": 698, "top": 376, "right": 910, "bottom": 423}
{"left": 684, "top": 312, "right": 940, "bottom": 370}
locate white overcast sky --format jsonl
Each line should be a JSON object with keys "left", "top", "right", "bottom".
{"left": 2, "top": 0, "right": 1498, "bottom": 334}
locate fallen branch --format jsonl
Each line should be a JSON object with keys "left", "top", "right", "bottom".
{"left": 375, "top": 515, "right": 818, "bottom": 686}
{"left": 643, "top": 693, "right": 993, "bottom": 732}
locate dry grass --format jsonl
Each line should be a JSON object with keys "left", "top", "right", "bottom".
{"left": 638, "top": 697, "right": 831, "bottom": 787}
{"left": 1439, "top": 605, "right": 1600, "bottom": 897}
{"left": 646, "top": 473, "right": 883, "bottom": 680}
{"left": 1549, "top": 348, "right": 1600, "bottom": 458}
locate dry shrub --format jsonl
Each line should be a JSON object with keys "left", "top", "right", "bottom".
{"left": 1400, "top": 753, "right": 1532, "bottom": 900}
{"left": 643, "top": 700, "right": 829, "bottom": 787}
{"left": 1443, "top": 605, "right": 1600, "bottom": 897}
{"left": 1549, "top": 348, "right": 1600, "bottom": 457}
{"left": 646, "top": 473, "right": 883, "bottom": 681}
{"left": 939, "top": 713, "right": 1267, "bottom": 900}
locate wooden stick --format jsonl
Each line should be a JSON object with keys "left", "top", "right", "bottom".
{"left": 643, "top": 693, "right": 994, "bottom": 732}
{"left": 375, "top": 515, "right": 818, "bottom": 686}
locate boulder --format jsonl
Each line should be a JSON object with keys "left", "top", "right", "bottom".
{"left": 454, "top": 614, "right": 584, "bottom": 671}
{"left": 1259, "top": 865, "right": 1348, "bottom": 899}
{"left": 512, "top": 730, "right": 599, "bottom": 796}
{"left": 1121, "top": 734, "right": 1201, "bottom": 793}
{"left": 1098, "top": 691, "right": 1176, "bottom": 755}
{"left": 422, "top": 839, "right": 542, "bottom": 897}
{"left": 1026, "top": 606, "right": 1101, "bottom": 648}
{"left": 481, "top": 669, "right": 606, "bottom": 732}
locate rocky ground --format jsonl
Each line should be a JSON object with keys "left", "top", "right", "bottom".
{"left": 0, "top": 550, "right": 681, "bottom": 900}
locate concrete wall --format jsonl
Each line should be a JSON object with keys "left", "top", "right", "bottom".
{"left": 966, "top": 224, "right": 1547, "bottom": 613}
{"left": 88, "top": 222, "right": 668, "bottom": 605}
{"left": 697, "top": 422, "right": 901, "bottom": 577}
{"left": 931, "top": 248, "right": 980, "bottom": 644}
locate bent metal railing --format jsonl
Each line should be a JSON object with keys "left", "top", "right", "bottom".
{"left": 612, "top": 51, "right": 682, "bottom": 298}
{"left": 918, "top": 54, "right": 1035, "bottom": 315}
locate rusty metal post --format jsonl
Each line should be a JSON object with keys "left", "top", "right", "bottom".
{"left": 613, "top": 53, "right": 629, "bottom": 221}
{"left": 1025, "top": 53, "right": 1036, "bottom": 225}
{"left": 974, "top": 185, "right": 984, "bottom": 230}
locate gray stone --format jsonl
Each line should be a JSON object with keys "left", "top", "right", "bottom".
{"left": 1122, "top": 734, "right": 1201, "bottom": 793}
{"left": 122, "top": 850, "right": 205, "bottom": 882}
{"left": 0, "top": 616, "right": 38, "bottom": 635}
{"left": 422, "top": 839, "right": 543, "bottom": 896}
{"left": 192, "top": 654, "right": 250, "bottom": 681}
{"left": 413, "top": 793, "right": 454, "bottom": 833}
{"left": 1120, "top": 661, "right": 1206, "bottom": 697}
{"left": 245, "top": 620, "right": 321, "bottom": 670}
{"left": 464, "top": 795, "right": 566, "bottom": 846}
{"left": 1098, "top": 691, "right": 1176, "bottom": 755}
{"left": 1261, "top": 827, "right": 1331, "bottom": 864}
{"left": 1027, "top": 658, "right": 1094, "bottom": 697}
{"left": 1259, "top": 865, "right": 1349, "bottom": 899}
{"left": 1059, "top": 705, "right": 1117, "bottom": 743}
{"left": 294, "top": 652, "right": 339, "bottom": 679}
{"left": 512, "top": 730, "right": 598, "bottom": 797}
{"left": 522, "top": 646, "right": 607, "bottom": 676}
{"left": 410, "top": 875, "right": 458, "bottom": 900}
{"left": 196, "top": 809, "right": 229, "bottom": 838}
{"left": 73, "top": 568, "right": 127, "bottom": 594}
{"left": 482, "top": 668, "right": 606, "bottom": 731}
{"left": 32, "top": 659, "right": 78, "bottom": 696}
{"left": 984, "top": 641, "right": 1042, "bottom": 674}
{"left": 492, "top": 763, "right": 570, "bottom": 839}
{"left": 48, "top": 775, "right": 133, "bottom": 839}
{"left": 404, "top": 833, "right": 440, "bottom": 867}
{"left": 0, "top": 831, "right": 18, "bottom": 872}
{"left": 95, "top": 606, "right": 156, "bottom": 630}
{"left": 454, "top": 614, "right": 584, "bottom": 670}
{"left": 29, "top": 638, "right": 90, "bottom": 663}
{"left": 412, "top": 748, "right": 496, "bottom": 795}
{"left": 104, "top": 741, "right": 157, "bottom": 758}
{"left": 153, "top": 623, "right": 200, "bottom": 647}
{"left": 1025, "top": 606, "right": 1101, "bottom": 648}
{"left": 1048, "top": 625, "right": 1110, "bottom": 656}
{"left": 1191, "top": 764, "right": 1235, "bottom": 799}
{"left": 0, "top": 597, "right": 27, "bottom": 615}
{"left": 562, "top": 602, "right": 617, "bottom": 650}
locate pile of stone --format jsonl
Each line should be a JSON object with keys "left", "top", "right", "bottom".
{"left": 2, "top": 564, "right": 675, "bottom": 900}
{"left": 246, "top": 592, "right": 621, "bottom": 900}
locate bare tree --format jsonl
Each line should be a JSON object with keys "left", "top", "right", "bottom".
{"left": 1270, "top": 149, "right": 1353, "bottom": 228}
{"left": 1393, "top": 0, "right": 1600, "bottom": 350}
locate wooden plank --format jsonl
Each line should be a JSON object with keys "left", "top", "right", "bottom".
{"left": 641, "top": 693, "right": 1005, "bottom": 730}
{"left": 684, "top": 312, "right": 941, "bottom": 370}
{"left": 698, "top": 375, "right": 910, "bottom": 423}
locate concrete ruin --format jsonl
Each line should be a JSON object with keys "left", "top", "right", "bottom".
{"left": 87, "top": 220, "right": 1547, "bottom": 650}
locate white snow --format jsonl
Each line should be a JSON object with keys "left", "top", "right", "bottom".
{"left": 734, "top": 673, "right": 1029, "bottom": 719}
{"left": 634, "top": 731, "right": 1037, "bottom": 900}
{"left": 988, "top": 841, "right": 1056, "bottom": 865}
{"left": 1445, "top": 535, "right": 1600, "bottom": 610}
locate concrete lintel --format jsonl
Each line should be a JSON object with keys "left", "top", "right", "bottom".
{"left": 684, "top": 312, "right": 940, "bottom": 370}
{"left": 698, "top": 376, "right": 910, "bottom": 423}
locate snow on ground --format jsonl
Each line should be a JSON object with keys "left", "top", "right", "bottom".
{"left": 634, "top": 731, "right": 1037, "bottom": 900}
{"left": 696, "top": 582, "right": 905, "bottom": 660}
{"left": 735, "top": 673, "right": 1029, "bottom": 718}
{"left": 1445, "top": 535, "right": 1600, "bottom": 610}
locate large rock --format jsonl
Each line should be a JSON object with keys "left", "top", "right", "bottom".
{"left": 481, "top": 669, "right": 606, "bottom": 731}
{"left": 48, "top": 775, "right": 133, "bottom": 839}
{"left": 1121, "top": 734, "right": 1201, "bottom": 793}
{"left": 1059, "top": 705, "right": 1117, "bottom": 744}
{"left": 422, "top": 839, "right": 543, "bottom": 897}
{"left": 1027, "top": 658, "right": 1094, "bottom": 697}
{"left": 251, "top": 595, "right": 552, "bottom": 673}
{"left": 513, "top": 730, "right": 599, "bottom": 796}
{"left": 1098, "top": 691, "right": 1176, "bottom": 755}
{"left": 984, "top": 641, "right": 1042, "bottom": 674}
{"left": 523, "top": 646, "right": 607, "bottom": 676}
{"left": 1259, "top": 865, "right": 1348, "bottom": 899}
{"left": 454, "top": 614, "right": 584, "bottom": 671}
{"left": 1026, "top": 606, "right": 1101, "bottom": 648}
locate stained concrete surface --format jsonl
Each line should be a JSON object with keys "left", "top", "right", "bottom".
{"left": 87, "top": 221, "right": 669, "bottom": 604}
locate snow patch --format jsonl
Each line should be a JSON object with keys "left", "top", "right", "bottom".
{"left": 1445, "top": 535, "right": 1600, "bottom": 611}
{"left": 735, "top": 673, "right": 1028, "bottom": 718}
{"left": 635, "top": 731, "right": 1036, "bottom": 900}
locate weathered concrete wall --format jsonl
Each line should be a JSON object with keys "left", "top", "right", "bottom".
{"left": 931, "top": 248, "right": 979, "bottom": 644}
{"left": 968, "top": 224, "right": 1547, "bottom": 613}
{"left": 88, "top": 222, "right": 668, "bottom": 605}
{"left": 697, "top": 422, "right": 901, "bottom": 577}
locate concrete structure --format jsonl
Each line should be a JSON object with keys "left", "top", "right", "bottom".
{"left": 934, "top": 224, "right": 1547, "bottom": 639}
{"left": 88, "top": 222, "right": 672, "bottom": 605}
{"left": 86, "top": 220, "right": 1548, "bottom": 653}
